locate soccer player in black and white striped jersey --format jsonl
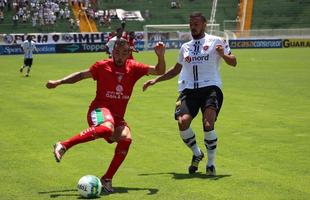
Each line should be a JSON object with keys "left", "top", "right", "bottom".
{"left": 143, "top": 12, "right": 237, "bottom": 176}
{"left": 20, "top": 35, "right": 38, "bottom": 77}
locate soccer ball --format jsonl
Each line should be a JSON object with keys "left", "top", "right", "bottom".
{"left": 77, "top": 175, "right": 102, "bottom": 198}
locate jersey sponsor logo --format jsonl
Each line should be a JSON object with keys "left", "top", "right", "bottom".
{"left": 106, "top": 91, "right": 128, "bottom": 99}
{"left": 184, "top": 55, "right": 209, "bottom": 63}
{"left": 185, "top": 56, "right": 191, "bottom": 63}
{"left": 105, "top": 85, "right": 129, "bottom": 100}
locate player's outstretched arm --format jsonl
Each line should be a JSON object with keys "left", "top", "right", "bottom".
{"left": 143, "top": 63, "right": 182, "bottom": 91}
{"left": 147, "top": 42, "right": 166, "bottom": 75}
{"left": 216, "top": 45, "right": 237, "bottom": 67}
{"left": 46, "top": 69, "right": 92, "bottom": 89}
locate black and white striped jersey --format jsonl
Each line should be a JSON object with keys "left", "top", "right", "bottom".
{"left": 21, "top": 40, "right": 37, "bottom": 59}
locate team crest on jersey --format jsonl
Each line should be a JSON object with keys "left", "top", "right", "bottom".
{"left": 117, "top": 75, "right": 123, "bottom": 82}
{"left": 116, "top": 84, "right": 124, "bottom": 93}
{"left": 115, "top": 72, "right": 124, "bottom": 82}
{"left": 203, "top": 45, "right": 209, "bottom": 51}
{"left": 184, "top": 56, "right": 191, "bottom": 63}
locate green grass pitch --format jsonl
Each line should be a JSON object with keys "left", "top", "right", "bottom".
{"left": 0, "top": 48, "right": 309, "bottom": 200}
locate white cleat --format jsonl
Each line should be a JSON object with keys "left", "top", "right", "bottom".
{"left": 53, "top": 142, "right": 66, "bottom": 162}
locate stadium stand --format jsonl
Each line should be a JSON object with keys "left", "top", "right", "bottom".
{"left": 0, "top": 0, "right": 309, "bottom": 33}
{"left": 93, "top": 0, "right": 216, "bottom": 32}
{"left": 89, "top": 0, "right": 241, "bottom": 32}
{"left": 0, "top": 0, "right": 78, "bottom": 33}
{"left": 251, "top": 0, "right": 310, "bottom": 29}
{"left": 71, "top": 1, "right": 97, "bottom": 32}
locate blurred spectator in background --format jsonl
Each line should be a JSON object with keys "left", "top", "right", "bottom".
{"left": 103, "top": 15, "right": 111, "bottom": 29}
{"left": 128, "top": 31, "right": 138, "bottom": 59}
{"left": 59, "top": 8, "right": 64, "bottom": 19}
{"left": 0, "top": 11, "right": 3, "bottom": 23}
{"left": 32, "top": 15, "right": 36, "bottom": 27}
{"left": 12, "top": 14, "right": 18, "bottom": 26}
{"left": 144, "top": 9, "right": 150, "bottom": 19}
{"left": 104, "top": 27, "right": 125, "bottom": 58}
{"left": 170, "top": 0, "right": 181, "bottom": 9}
{"left": 0, "top": 0, "right": 5, "bottom": 11}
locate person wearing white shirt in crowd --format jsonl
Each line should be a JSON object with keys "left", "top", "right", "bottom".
{"left": 20, "top": 35, "right": 38, "bottom": 77}
{"left": 104, "top": 27, "right": 125, "bottom": 58}
{"left": 143, "top": 12, "right": 237, "bottom": 176}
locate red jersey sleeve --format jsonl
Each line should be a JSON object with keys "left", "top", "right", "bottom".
{"left": 89, "top": 61, "right": 102, "bottom": 80}
{"left": 131, "top": 60, "right": 150, "bottom": 80}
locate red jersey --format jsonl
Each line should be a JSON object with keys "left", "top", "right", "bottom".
{"left": 89, "top": 59, "right": 149, "bottom": 118}
{"left": 127, "top": 38, "right": 136, "bottom": 59}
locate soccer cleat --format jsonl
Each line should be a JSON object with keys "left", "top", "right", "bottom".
{"left": 101, "top": 178, "right": 113, "bottom": 193}
{"left": 25, "top": 74, "right": 29, "bottom": 77}
{"left": 19, "top": 67, "right": 23, "bottom": 73}
{"left": 53, "top": 142, "right": 66, "bottom": 162}
{"left": 188, "top": 150, "right": 204, "bottom": 174}
{"left": 206, "top": 165, "right": 216, "bottom": 176}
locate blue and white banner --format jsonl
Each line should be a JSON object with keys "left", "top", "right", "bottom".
{"left": 55, "top": 43, "right": 107, "bottom": 53}
{"left": 0, "top": 44, "right": 56, "bottom": 55}
{"left": 229, "top": 39, "right": 283, "bottom": 48}
{"left": 135, "top": 40, "right": 184, "bottom": 51}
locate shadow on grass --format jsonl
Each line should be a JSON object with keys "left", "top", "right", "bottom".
{"left": 38, "top": 189, "right": 79, "bottom": 198}
{"left": 38, "top": 186, "right": 158, "bottom": 198}
{"left": 139, "top": 172, "right": 231, "bottom": 180}
{"left": 102, "top": 186, "right": 158, "bottom": 196}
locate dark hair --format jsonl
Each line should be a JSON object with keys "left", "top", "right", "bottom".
{"left": 114, "top": 38, "right": 130, "bottom": 50}
{"left": 190, "top": 12, "right": 206, "bottom": 22}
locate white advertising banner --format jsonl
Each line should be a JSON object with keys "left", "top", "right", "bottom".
{"left": 116, "top": 9, "right": 144, "bottom": 21}
{"left": 0, "top": 32, "right": 109, "bottom": 45}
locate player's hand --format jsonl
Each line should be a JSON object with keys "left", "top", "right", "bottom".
{"left": 143, "top": 79, "right": 156, "bottom": 91}
{"left": 154, "top": 42, "right": 165, "bottom": 57}
{"left": 215, "top": 45, "right": 224, "bottom": 57}
{"left": 46, "top": 80, "right": 61, "bottom": 89}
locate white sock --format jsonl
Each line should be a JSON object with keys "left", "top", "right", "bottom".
{"left": 180, "top": 128, "right": 201, "bottom": 157}
{"left": 204, "top": 130, "right": 217, "bottom": 167}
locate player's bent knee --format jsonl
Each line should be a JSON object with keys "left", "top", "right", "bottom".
{"left": 92, "top": 123, "right": 114, "bottom": 142}
{"left": 203, "top": 120, "right": 214, "bottom": 132}
{"left": 177, "top": 115, "right": 191, "bottom": 130}
{"left": 100, "top": 122, "right": 115, "bottom": 132}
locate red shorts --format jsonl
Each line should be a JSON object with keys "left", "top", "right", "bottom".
{"left": 87, "top": 107, "right": 128, "bottom": 128}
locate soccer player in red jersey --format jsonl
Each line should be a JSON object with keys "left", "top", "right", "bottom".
{"left": 46, "top": 39, "right": 166, "bottom": 193}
